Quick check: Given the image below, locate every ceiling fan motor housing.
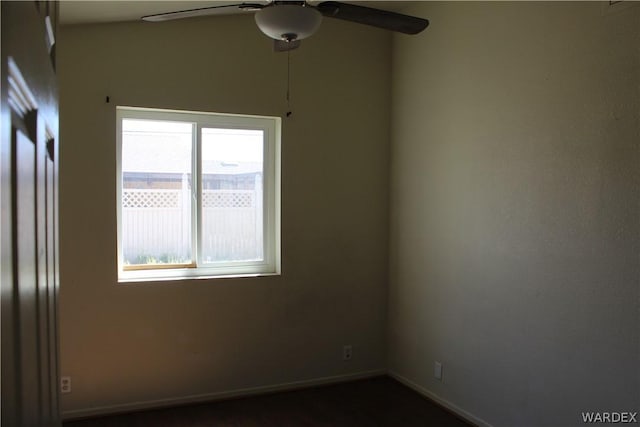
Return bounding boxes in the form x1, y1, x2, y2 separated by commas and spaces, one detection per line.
255, 4, 322, 41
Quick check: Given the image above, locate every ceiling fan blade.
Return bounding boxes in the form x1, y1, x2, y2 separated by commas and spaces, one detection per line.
315, 1, 428, 35
142, 3, 266, 22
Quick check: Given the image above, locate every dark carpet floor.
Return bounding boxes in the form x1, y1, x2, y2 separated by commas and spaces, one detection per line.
63, 376, 472, 427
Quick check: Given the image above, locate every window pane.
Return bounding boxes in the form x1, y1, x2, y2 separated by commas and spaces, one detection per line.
201, 128, 264, 263
121, 119, 193, 267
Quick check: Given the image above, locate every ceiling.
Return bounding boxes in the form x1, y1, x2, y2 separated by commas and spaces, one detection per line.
59, 1, 413, 25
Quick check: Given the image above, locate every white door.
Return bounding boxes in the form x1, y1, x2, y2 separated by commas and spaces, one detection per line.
1, 2, 61, 426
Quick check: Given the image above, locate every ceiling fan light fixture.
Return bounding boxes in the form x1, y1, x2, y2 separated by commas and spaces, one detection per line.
255, 5, 322, 41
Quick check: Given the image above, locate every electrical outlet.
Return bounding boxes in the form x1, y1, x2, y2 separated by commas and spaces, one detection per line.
60, 376, 71, 393
343, 345, 352, 361
434, 361, 443, 381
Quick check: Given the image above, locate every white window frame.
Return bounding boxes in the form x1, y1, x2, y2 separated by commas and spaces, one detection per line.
116, 106, 281, 282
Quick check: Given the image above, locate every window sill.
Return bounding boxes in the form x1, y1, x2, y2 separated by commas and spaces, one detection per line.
118, 271, 281, 284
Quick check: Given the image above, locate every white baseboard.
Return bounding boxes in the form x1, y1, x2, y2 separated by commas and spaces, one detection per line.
62, 369, 386, 421
388, 370, 493, 427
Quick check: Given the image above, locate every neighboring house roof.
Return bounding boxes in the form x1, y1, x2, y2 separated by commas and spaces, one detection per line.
122, 131, 262, 175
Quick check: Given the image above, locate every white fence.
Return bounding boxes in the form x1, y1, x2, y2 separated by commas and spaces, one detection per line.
122, 187, 262, 265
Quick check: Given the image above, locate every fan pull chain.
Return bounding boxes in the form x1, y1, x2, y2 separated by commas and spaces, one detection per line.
286, 49, 292, 117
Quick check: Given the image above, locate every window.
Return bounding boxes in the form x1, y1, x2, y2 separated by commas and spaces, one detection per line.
116, 107, 280, 281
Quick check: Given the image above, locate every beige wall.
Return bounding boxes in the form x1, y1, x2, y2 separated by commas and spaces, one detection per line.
58, 14, 391, 415
389, 2, 639, 426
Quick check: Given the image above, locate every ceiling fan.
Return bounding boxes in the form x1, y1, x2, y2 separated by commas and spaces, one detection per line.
142, 1, 429, 51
